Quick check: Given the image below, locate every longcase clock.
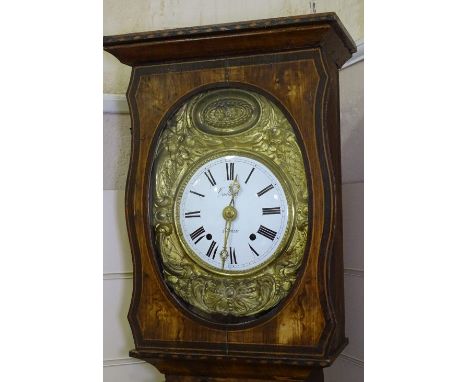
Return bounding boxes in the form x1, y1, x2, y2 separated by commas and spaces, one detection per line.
104, 12, 356, 382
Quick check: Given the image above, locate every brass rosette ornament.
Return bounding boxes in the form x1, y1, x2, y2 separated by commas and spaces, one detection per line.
152, 88, 309, 317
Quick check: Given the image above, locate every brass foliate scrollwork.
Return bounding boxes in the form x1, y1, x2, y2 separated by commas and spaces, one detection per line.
152, 88, 309, 317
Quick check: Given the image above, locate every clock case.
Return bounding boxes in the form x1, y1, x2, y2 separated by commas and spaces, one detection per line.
104, 13, 356, 382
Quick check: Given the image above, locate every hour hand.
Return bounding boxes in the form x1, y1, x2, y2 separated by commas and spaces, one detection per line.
221, 176, 240, 269
229, 175, 240, 197
228, 176, 240, 207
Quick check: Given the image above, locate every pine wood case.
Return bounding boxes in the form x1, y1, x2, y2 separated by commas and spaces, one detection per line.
104, 13, 356, 382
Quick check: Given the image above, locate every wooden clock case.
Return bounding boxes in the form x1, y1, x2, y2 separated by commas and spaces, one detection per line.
104, 13, 356, 382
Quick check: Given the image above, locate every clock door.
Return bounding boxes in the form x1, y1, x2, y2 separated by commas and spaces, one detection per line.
151, 87, 308, 321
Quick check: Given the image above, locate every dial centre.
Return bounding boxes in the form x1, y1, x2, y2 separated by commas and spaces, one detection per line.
222, 205, 237, 221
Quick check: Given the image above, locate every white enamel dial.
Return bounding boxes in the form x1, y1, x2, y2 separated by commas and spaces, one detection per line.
176, 154, 291, 274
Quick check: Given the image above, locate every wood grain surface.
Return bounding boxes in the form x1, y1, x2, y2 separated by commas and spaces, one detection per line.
104, 13, 354, 381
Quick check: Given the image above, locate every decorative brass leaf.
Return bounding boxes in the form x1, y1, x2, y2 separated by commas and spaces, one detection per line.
152, 88, 309, 317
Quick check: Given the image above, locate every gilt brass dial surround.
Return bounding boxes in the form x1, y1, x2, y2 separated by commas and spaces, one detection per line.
174, 150, 294, 277
152, 87, 310, 317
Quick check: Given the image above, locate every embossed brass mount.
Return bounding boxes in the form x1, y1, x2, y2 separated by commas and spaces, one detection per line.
151, 87, 310, 317
191, 88, 261, 135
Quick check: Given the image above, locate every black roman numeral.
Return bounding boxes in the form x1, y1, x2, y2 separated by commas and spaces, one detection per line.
248, 244, 260, 257
204, 170, 216, 186
206, 241, 218, 259
226, 163, 234, 181
257, 184, 274, 197
184, 211, 201, 218
257, 225, 277, 241
245, 167, 255, 184
229, 247, 237, 264
190, 226, 205, 243
190, 190, 205, 197
262, 207, 281, 215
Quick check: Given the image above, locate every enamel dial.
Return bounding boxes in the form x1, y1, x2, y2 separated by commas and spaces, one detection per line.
176, 153, 291, 274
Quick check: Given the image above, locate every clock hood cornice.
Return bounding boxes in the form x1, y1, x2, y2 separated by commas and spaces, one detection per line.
104, 12, 356, 68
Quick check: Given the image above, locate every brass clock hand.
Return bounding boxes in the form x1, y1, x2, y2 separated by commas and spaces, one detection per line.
220, 176, 240, 269
229, 175, 240, 204
219, 220, 231, 270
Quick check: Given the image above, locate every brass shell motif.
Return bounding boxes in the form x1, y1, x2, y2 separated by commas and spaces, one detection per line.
152, 88, 309, 317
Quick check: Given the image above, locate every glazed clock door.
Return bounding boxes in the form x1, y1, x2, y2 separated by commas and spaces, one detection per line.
151, 88, 309, 320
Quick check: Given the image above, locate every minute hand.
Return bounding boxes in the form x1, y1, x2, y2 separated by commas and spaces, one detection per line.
220, 176, 240, 269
